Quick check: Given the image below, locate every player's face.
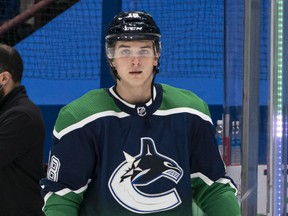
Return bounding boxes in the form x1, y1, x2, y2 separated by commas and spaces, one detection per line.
112, 40, 159, 88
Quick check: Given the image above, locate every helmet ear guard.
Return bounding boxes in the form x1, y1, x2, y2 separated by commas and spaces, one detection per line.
105, 11, 161, 79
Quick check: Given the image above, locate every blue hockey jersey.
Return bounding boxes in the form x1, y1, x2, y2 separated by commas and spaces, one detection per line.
40, 83, 240, 216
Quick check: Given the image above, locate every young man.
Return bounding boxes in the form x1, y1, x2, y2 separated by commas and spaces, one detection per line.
41, 11, 241, 215
0, 44, 45, 216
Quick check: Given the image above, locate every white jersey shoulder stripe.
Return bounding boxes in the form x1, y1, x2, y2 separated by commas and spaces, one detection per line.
190, 172, 214, 186
43, 179, 91, 208
54, 108, 212, 139
154, 108, 212, 124
53, 110, 129, 139
190, 172, 238, 195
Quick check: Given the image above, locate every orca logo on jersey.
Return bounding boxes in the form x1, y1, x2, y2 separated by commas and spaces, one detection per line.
108, 137, 183, 213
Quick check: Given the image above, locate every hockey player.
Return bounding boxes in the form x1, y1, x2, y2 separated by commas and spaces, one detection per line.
41, 11, 241, 215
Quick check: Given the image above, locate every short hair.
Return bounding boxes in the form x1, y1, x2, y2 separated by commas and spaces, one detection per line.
0, 44, 23, 83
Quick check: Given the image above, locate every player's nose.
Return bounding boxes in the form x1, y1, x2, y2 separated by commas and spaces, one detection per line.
131, 56, 141, 66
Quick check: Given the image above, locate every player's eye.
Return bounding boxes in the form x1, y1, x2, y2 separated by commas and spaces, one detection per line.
138, 49, 150, 56
120, 49, 131, 56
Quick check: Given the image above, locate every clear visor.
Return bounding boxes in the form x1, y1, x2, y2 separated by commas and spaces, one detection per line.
106, 44, 158, 59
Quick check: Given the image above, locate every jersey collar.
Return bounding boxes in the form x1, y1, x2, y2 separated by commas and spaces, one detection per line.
108, 84, 162, 117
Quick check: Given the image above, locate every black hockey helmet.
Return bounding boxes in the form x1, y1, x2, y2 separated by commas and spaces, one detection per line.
105, 11, 161, 59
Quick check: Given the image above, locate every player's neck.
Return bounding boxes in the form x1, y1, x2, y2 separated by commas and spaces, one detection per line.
114, 84, 152, 104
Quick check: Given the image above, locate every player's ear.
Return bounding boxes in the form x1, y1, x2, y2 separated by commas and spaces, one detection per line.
153, 54, 159, 66
110, 59, 117, 68
0, 71, 11, 84
107, 58, 113, 67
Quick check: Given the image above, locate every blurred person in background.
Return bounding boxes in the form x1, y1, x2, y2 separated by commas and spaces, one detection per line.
0, 43, 45, 216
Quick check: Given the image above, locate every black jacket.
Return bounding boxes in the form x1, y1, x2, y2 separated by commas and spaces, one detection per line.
0, 86, 45, 216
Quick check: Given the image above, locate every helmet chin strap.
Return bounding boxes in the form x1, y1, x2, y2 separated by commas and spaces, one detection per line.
150, 65, 160, 102
112, 67, 121, 81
